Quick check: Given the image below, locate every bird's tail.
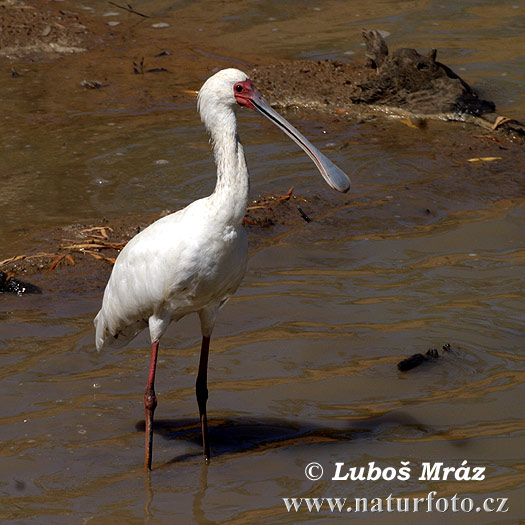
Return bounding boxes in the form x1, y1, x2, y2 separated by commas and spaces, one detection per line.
94, 309, 147, 351
93, 310, 108, 351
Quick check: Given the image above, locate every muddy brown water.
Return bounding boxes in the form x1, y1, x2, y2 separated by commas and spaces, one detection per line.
1, 1, 524, 523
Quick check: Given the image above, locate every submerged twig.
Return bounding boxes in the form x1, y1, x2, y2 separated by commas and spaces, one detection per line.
297, 206, 312, 223
133, 57, 144, 75
108, 1, 150, 18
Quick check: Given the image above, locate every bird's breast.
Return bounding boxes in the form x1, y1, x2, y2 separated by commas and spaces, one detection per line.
164, 223, 248, 310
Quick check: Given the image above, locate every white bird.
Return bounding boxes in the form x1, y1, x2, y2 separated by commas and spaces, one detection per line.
94, 68, 350, 470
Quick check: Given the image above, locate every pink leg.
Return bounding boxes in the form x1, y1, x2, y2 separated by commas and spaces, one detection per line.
144, 340, 159, 470
196, 336, 211, 462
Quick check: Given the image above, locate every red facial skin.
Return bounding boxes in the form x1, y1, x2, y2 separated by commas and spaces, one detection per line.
233, 79, 257, 109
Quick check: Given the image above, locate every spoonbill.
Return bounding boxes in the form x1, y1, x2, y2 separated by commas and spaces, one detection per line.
94, 68, 350, 470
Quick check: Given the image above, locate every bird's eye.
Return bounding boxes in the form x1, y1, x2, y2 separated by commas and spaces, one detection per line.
235, 84, 243, 93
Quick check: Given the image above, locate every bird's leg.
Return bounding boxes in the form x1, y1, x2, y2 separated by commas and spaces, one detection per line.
144, 340, 159, 471
196, 336, 211, 462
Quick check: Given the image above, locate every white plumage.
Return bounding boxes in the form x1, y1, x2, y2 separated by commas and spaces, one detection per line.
94, 68, 350, 470
95, 70, 250, 350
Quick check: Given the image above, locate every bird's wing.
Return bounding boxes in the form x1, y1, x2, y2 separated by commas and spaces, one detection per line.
94, 198, 248, 350
94, 206, 198, 349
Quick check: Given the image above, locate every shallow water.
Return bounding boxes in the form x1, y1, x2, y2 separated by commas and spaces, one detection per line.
1, 0, 524, 523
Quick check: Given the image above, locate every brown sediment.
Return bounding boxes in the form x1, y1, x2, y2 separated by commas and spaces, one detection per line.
0, 0, 94, 58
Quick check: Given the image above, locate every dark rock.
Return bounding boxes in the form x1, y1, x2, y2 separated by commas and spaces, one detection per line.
0, 271, 42, 295
397, 347, 442, 371
355, 30, 495, 116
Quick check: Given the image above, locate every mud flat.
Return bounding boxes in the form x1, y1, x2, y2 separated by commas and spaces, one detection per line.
250, 30, 525, 142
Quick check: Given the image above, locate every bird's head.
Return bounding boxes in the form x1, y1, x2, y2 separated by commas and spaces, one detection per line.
196, 67, 272, 113
197, 68, 351, 193
197, 68, 252, 117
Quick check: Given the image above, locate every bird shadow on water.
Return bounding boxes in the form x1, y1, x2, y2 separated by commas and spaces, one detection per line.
139, 412, 471, 523
135, 410, 450, 467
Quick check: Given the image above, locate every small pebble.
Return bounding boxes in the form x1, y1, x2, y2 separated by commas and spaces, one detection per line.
92, 177, 111, 186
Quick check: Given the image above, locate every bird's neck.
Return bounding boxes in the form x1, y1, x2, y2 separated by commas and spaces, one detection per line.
209, 124, 250, 227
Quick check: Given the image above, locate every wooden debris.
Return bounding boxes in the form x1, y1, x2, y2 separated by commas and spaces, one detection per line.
399, 118, 425, 129
1, 222, 124, 276
81, 226, 113, 239
492, 116, 513, 130
49, 254, 75, 271
0, 253, 58, 267
84, 250, 116, 264
297, 206, 312, 222
472, 134, 506, 145
61, 241, 127, 251
50, 254, 66, 271
108, 1, 150, 18
81, 79, 103, 89
247, 186, 295, 211
397, 344, 454, 371
467, 156, 502, 163
133, 57, 144, 75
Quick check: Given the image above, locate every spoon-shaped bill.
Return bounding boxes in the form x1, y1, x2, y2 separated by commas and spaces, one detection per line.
251, 92, 351, 193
